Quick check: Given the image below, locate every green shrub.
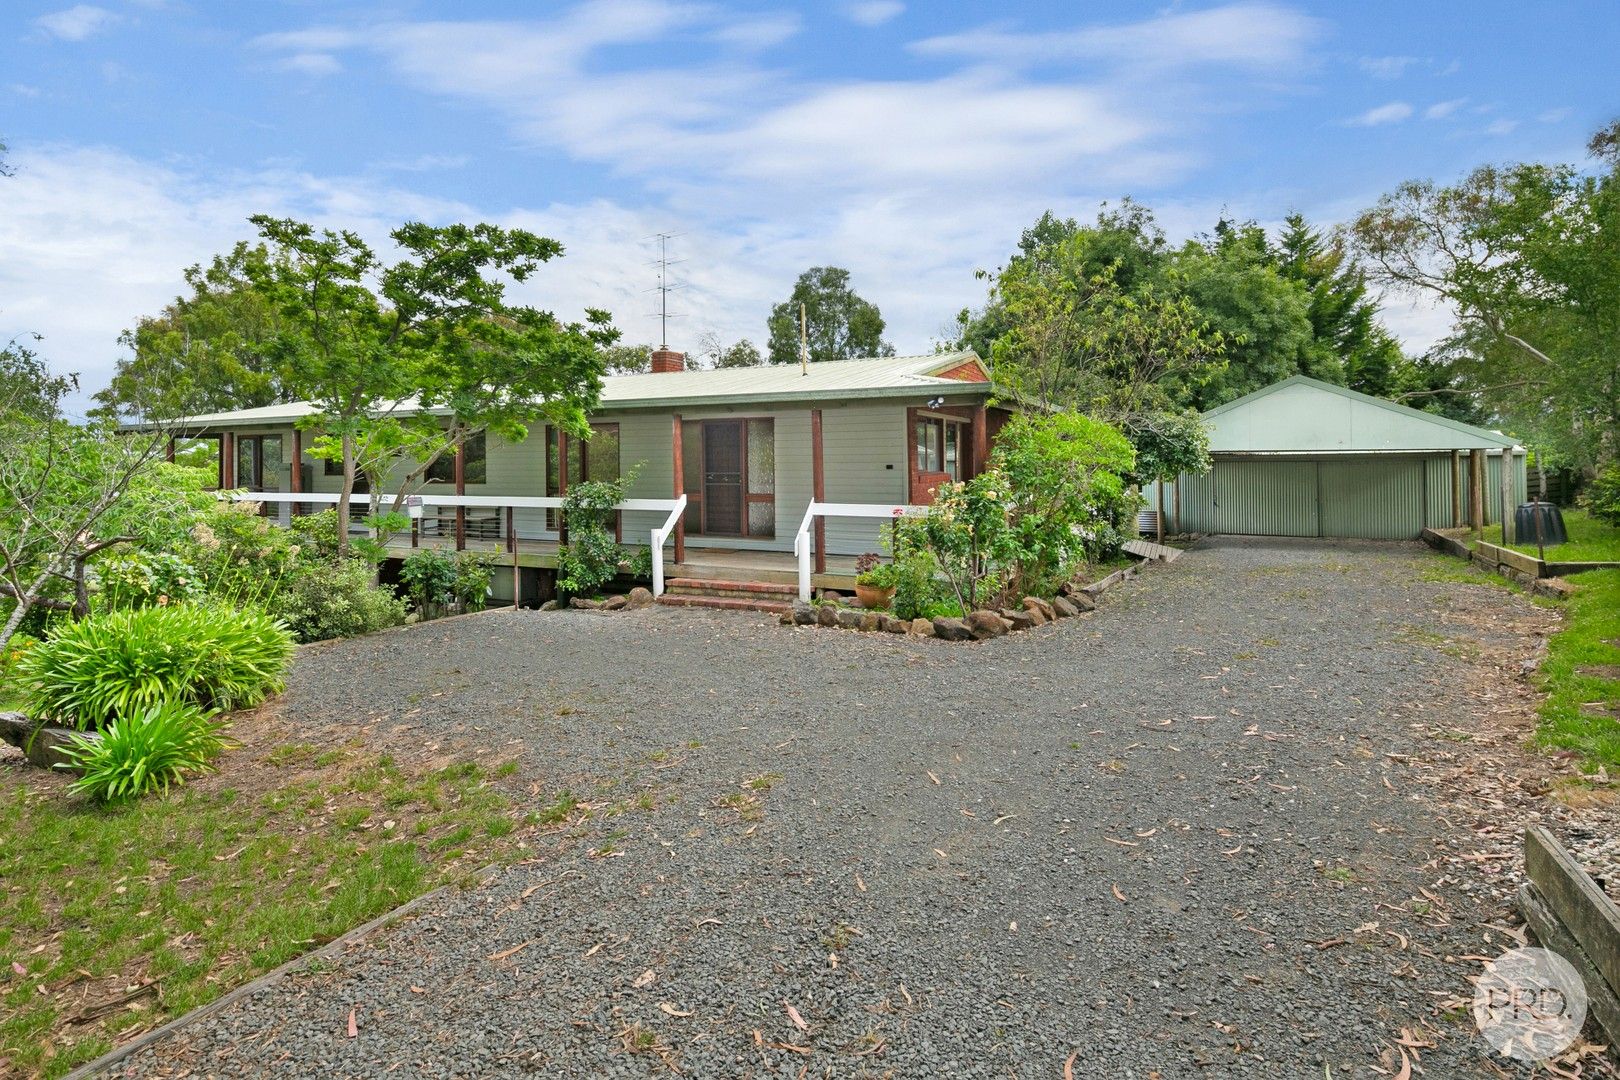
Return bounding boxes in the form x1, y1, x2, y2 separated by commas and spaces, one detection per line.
1583, 465, 1620, 528
452, 553, 495, 612
557, 476, 634, 597
289, 509, 345, 562
57, 703, 228, 803
890, 550, 951, 620
94, 550, 204, 611
273, 559, 407, 643
23, 604, 294, 729
1, 632, 38, 692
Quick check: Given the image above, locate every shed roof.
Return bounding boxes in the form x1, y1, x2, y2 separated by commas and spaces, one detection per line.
1202, 375, 1518, 453
165, 351, 995, 428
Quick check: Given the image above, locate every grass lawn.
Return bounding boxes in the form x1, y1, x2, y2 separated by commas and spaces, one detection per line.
1533, 568, 1620, 770
1478, 508, 1620, 563
0, 714, 565, 1079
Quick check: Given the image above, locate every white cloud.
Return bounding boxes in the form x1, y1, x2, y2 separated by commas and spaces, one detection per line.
1485, 118, 1520, 136
1424, 98, 1466, 120
909, 2, 1323, 70
276, 52, 343, 76
34, 4, 119, 41
844, 1, 903, 27
1346, 101, 1412, 127
1358, 55, 1417, 79
1538, 107, 1571, 124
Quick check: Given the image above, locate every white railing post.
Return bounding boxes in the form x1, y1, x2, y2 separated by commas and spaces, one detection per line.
795, 501, 819, 601
647, 493, 686, 597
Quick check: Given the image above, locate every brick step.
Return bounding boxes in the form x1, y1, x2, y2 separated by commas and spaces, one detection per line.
665, 585, 797, 601
664, 577, 798, 597
656, 594, 792, 615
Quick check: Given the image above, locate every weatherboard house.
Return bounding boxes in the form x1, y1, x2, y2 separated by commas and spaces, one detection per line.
176, 349, 1011, 607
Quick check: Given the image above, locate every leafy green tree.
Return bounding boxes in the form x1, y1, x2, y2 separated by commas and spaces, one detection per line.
1350, 120, 1620, 469
0, 343, 177, 650
697, 331, 762, 369
95, 244, 289, 418
988, 235, 1223, 418
244, 216, 614, 556
602, 342, 654, 374
766, 267, 892, 364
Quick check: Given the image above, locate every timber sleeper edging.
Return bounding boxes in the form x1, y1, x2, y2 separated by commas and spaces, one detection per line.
61, 866, 501, 1080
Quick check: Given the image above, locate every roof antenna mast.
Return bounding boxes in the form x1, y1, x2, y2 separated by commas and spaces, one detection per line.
646, 231, 685, 349
798, 302, 809, 377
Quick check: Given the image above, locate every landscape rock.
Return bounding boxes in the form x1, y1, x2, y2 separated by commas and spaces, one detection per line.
816, 604, 839, 628
539, 599, 562, 611
858, 612, 882, 632
1000, 608, 1037, 631
966, 610, 1009, 639
835, 609, 866, 631
0, 714, 87, 770
885, 616, 909, 634
1024, 596, 1056, 621
625, 587, 655, 609
789, 600, 816, 626
820, 590, 845, 604
569, 597, 601, 610
1019, 598, 1048, 625
1068, 591, 1097, 612
600, 594, 628, 611
1052, 596, 1080, 618
932, 616, 974, 641
908, 618, 936, 637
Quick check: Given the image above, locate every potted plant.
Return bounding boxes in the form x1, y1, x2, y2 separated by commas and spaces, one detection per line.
853, 552, 899, 610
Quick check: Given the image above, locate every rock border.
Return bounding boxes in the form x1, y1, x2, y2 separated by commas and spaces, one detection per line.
780, 561, 1146, 642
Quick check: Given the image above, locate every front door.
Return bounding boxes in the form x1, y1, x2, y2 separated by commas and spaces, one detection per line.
702, 420, 745, 535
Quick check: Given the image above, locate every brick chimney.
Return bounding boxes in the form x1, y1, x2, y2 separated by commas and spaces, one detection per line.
650, 347, 685, 373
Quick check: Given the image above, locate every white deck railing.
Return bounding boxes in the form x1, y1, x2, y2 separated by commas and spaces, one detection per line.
233, 491, 688, 596
793, 500, 928, 602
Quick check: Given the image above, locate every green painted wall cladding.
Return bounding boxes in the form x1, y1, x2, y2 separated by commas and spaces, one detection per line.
1168, 452, 1528, 540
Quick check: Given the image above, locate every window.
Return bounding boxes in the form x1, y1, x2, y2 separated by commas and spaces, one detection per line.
915, 416, 965, 480
546, 424, 619, 530
427, 432, 486, 485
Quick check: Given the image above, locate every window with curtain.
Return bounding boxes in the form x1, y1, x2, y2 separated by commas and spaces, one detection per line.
915, 416, 964, 480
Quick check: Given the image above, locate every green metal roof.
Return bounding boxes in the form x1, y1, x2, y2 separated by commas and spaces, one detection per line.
1201, 375, 1519, 453
165, 352, 996, 428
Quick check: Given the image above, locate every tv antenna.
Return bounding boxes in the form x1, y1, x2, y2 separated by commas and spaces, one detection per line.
645, 232, 685, 348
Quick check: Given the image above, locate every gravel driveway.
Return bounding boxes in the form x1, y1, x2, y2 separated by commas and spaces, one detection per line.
116, 538, 1554, 1078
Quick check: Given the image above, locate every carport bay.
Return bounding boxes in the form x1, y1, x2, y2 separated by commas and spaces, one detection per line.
1150, 376, 1528, 540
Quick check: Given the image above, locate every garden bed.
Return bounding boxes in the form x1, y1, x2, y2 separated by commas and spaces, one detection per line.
778, 558, 1145, 641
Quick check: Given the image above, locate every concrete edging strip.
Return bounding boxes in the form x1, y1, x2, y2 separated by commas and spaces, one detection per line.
63, 865, 500, 1079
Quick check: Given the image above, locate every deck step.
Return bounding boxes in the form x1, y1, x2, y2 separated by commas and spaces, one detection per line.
664, 577, 798, 596
656, 594, 792, 615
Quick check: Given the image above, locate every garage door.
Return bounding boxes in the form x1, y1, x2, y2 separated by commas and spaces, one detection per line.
1176, 456, 1429, 539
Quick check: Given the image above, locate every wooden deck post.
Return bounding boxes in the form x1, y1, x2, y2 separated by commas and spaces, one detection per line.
1469, 448, 1486, 533
557, 431, 569, 547
811, 408, 826, 575
221, 431, 235, 490
1450, 450, 1462, 527
454, 438, 466, 551
290, 428, 303, 516
165, 437, 175, 463
508, 506, 519, 607
671, 415, 684, 565
971, 403, 988, 477
1501, 449, 1517, 544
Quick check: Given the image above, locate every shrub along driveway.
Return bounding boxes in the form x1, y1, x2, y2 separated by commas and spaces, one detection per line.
119, 538, 1571, 1078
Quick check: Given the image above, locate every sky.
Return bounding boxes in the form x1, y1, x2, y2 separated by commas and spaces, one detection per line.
1, 0, 1615, 404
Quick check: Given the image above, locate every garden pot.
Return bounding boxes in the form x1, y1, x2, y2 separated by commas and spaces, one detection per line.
854, 584, 895, 610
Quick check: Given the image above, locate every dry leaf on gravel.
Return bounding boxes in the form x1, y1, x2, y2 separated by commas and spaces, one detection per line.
632, 968, 656, 989
487, 940, 535, 962
1112, 884, 1127, 902
659, 1002, 693, 1017
783, 1001, 808, 1031
346, 1009, 357, 1038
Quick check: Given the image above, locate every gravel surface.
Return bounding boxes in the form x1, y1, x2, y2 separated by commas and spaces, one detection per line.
112, 538, 1581, 1078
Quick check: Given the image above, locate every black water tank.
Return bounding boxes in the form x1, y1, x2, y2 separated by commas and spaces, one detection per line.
1515, 502, 1567, 546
